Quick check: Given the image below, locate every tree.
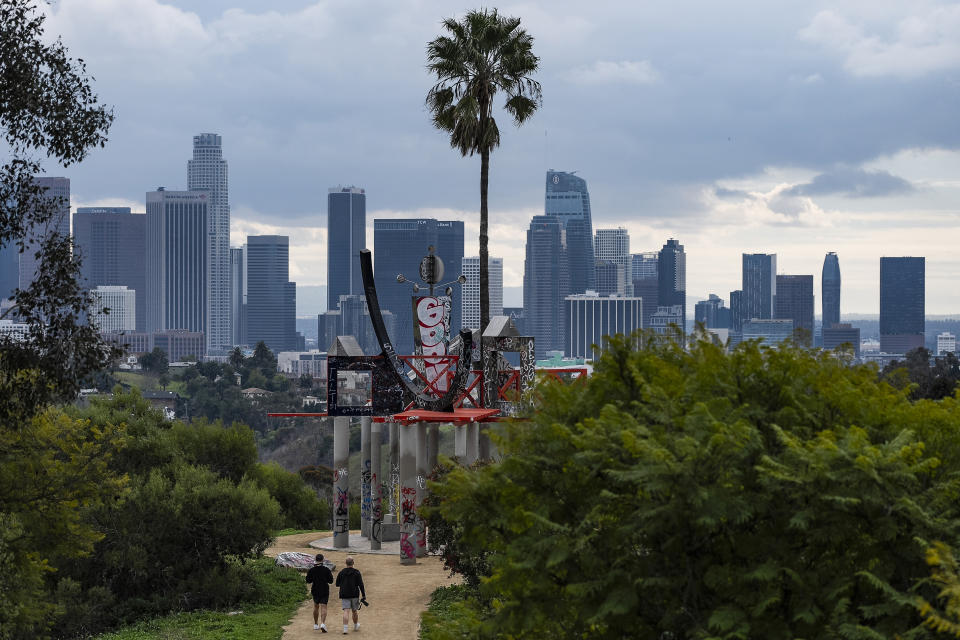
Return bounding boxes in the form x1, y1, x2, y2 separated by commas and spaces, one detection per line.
423, 336, 960, 639
882, 347, 960, 401
426, 9, 541, 336
229, 345, 246, 369
1, 2, 116, 635
139, 346, 169, 375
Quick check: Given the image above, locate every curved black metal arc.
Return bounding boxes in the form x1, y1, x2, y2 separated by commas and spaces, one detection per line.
360, 249, 471, 411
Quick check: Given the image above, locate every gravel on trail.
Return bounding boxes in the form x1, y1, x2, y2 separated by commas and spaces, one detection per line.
265, 531, 458, 640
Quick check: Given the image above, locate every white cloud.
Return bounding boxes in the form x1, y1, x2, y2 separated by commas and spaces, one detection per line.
569, 60, 659, 85
800, 7, 960, 77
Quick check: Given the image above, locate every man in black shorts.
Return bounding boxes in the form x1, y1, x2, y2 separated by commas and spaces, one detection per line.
306, 553, 334, 632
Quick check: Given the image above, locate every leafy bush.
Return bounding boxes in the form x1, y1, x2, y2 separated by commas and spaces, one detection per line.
425, 336, 960, 639
249, 462, 328, 530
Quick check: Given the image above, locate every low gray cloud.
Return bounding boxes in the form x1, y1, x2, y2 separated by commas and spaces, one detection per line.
784, 168, 915, 198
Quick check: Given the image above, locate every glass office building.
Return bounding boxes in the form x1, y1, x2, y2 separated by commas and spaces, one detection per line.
880, 256, 925, 353
822, 252, 841, 329
523, 215, 568, 357
246, 235, 297, 353
545, 170, 594, 294
774, 274, 814, 345
327, 186, 366, 311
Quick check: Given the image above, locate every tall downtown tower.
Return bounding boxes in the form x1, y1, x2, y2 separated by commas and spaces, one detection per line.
327, 187, 366, 310
822, 252, 841, 330
880, 256, 925, 353
187, 134, 230, 354
545, 170, 594, 294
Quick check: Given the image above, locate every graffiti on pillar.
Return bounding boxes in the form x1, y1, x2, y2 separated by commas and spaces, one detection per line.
334, 467, 348, 483
400, 486, 417, 538
360, 460, 371, 525
371, 470, 382, 543
400, 534, 415, 560
415, 520, 426, 552
334, 487, 349, 533
391, 462, 400, 514
416, 474, 426, 490
413, 296, 452, 394
482, 334, 536, 416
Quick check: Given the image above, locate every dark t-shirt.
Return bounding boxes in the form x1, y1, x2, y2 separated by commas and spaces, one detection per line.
335, 567, 365, 599
306, 564, 333, 596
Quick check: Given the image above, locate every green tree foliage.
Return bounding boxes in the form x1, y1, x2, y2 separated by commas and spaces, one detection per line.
48, 391, 327, 637
424, 336, 960, 639
139, 346, 169, 375
426, 8, 541, 334
882, 347, 960, 401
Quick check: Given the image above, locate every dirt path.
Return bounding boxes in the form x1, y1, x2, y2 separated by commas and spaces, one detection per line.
265, 532, 457, 640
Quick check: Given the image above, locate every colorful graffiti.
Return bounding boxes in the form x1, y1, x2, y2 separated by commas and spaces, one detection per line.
414, 296, 451, 394
360, 459, 372, 525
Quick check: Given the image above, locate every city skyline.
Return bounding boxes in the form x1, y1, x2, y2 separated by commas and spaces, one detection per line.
30, 0, 960, 315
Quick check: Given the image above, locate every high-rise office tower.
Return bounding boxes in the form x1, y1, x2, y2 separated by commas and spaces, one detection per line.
565, 293, 643, 359
73, 207, 147, 331
822, 252, 841, 329
523, 215, 568, 357
631, 252, 659, 329
595, 260, 626, 296
461, 256, 503, 330
880, 257, 925, 353
695, 294, 730, 329
545, 170, 594, 294
145, 189, 207, 337
742, 253, 777, 323
373, 218, 464, 355
230, 246, 245, 346
729, 290, 744, 333
774, 275, 815, 344
595, 228, 630, 295
246, 235, 297, 353
90, 285, 136, 333
327, 186, 366, 310
658, 239, 686, 332
19, 177, 70, 292
187, 133, 230, 355
0, 244, 16, 303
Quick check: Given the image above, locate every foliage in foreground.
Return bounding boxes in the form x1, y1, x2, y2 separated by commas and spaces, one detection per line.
419, 584, 481, 640
424, 336, 960, 639
91, 556, 304, 640
47, 391, 326, 638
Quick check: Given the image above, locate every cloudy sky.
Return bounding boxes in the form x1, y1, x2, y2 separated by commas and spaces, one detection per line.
40, 0, 960, 314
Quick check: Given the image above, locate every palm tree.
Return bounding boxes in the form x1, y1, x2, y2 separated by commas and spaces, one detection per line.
426, 9, 542, 338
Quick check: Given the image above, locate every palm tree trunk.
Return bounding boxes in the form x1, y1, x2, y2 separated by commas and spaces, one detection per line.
480, 148, 490, 338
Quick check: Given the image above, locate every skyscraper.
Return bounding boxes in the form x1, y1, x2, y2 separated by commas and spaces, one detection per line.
565, 293, 643, 359
729, 290, 744, 333
631, 252, 659, 330
523, 215, 568, 357
230, 246, 245, 346
0, 243, 16, 303
327, 186, 366, 310
595, 227, 630, 295
695, 294, 730, 329
461, 256, 503, 331
246, 235, 297, 353
742, 253, 777, 323
880, 257, 925, 353
73, 207, 147, 331
145, 189, 207, 336
822, 252, 841, 329
545, 170, 594, 294
19, 177, 70, 292
90, 285, 136, 333
373, 218, 464, 355
187, 133, 230, 354
658, 239, 686, 332
774, 275, 814, 344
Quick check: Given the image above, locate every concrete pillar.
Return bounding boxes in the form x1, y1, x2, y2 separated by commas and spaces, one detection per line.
454, 425, 467, 461
478, 423, 491, 461
415, 422, 428, 557
428, 423, 439, 472
333, 416, 350, 548
465, 422, 479, 465
370, 420, 382, 550
399, 424, 417, 564
388, 421, 399, 523
360, 416, 371, 538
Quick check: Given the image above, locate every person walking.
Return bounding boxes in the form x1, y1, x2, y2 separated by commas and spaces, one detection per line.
306, 554, 334, 632
335, 556, 366, 634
